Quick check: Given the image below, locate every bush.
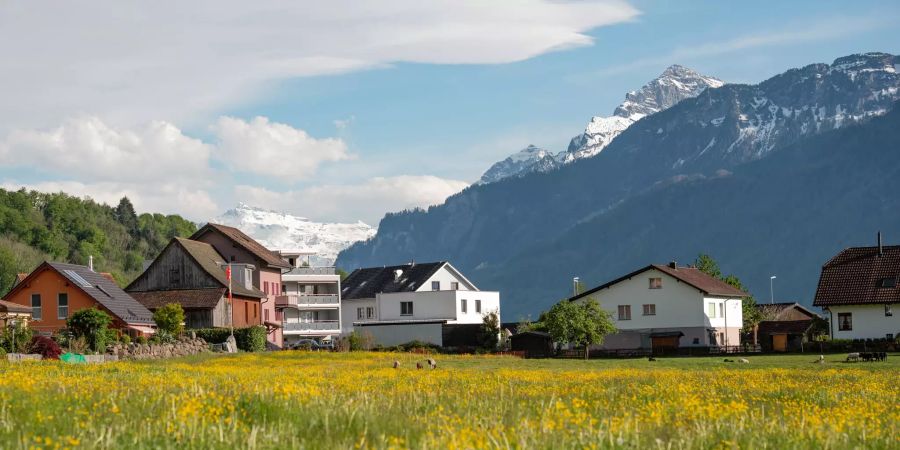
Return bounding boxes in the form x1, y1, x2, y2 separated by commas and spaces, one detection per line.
29, 336, 62, 360
0, 322, 33, 353
194, 326, 267, 352
153, 303, 185, 336
67, 308, 112, 353
150, 329, 175, 345
134, 336, 148, 345
120, 334, 131, 345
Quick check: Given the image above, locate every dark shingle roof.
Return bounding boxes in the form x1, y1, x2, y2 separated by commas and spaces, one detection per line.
570, 263, 748, 301
47, 262, 154, 324
174, 238, 265, 299
0, 299, 31, 314
130, 288, 226, 310
341, 262, 446, 300
191, 223, 291, 269
754, 302, 820, 320
813, 245, 900, 306
757, 320, 814, 335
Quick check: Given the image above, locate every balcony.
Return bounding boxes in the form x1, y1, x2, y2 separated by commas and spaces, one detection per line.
283, 267, 337, 276
276, 294, 340, 308
283, 320, 340, 332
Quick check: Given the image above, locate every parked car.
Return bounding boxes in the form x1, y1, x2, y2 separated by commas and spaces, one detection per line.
288, 339, 334, 351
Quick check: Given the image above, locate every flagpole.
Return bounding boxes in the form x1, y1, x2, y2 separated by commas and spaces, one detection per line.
228, 263, 234, 338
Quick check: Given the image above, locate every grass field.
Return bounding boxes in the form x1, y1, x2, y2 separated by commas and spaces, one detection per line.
0, 352, 897, 449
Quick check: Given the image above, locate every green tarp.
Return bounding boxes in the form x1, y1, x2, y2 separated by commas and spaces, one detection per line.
60, 353, 86, 363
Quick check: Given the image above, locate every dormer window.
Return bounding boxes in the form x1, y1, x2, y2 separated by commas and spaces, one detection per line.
877, 277, 897, 288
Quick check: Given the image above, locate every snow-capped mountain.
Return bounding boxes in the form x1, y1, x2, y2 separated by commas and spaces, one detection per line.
478, 65, 723, 184
478, 145, 558, 184
562, 64, 724, 162
213, 203, 376, 266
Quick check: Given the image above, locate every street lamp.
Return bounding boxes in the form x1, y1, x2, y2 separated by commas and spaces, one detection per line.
573, 277, 580, 296
770, 275, 777, 304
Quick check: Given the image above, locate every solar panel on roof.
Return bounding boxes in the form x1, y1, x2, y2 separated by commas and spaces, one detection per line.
64, 269, 92, 288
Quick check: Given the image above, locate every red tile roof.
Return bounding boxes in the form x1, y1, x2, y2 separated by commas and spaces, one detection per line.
570, 263, 748, 301
191, 223, 291, 269
0, 299, 32, 314
813, 245, 900, 306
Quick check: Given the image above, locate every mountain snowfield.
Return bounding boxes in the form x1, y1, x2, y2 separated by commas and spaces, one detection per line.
213, 203, 375, 266
478, 65, 724, 184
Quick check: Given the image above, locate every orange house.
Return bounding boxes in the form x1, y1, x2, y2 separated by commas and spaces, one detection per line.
2, 262, 155, 336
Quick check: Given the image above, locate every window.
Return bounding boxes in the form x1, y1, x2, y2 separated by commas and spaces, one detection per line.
282, 284, 286, 294
245, 303, 250, 322
649, 278, 662, 289
878, 277, 897, 288
357, 307, 364, 320
886, 304, 893, 317
461, 299, 467, 313
265, 309, 269, 321
170, 268, 180, 284
692, 338, 700, 345
431, 281, 440, 291
707, 303, 717, 318
617, 305, 631, 320
718, 303, 724, 318
838, 312, 852, 331
57, 293, 68, 320
401, 301, 413, 316
254, 304, 258, 319
642, 304, 656, 316
263, 281, 268, 294
451, 282, 459, 291
475, 300, 482, 313
366, 307, 374, 319
31, 294, 42, 321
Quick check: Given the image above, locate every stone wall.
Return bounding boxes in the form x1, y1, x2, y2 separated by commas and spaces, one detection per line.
107, 337, 209, 360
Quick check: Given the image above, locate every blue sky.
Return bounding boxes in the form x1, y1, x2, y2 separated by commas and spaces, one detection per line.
0, 1, 896, 224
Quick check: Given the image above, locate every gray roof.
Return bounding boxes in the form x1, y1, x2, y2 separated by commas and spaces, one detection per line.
47, 262, 155, 324
342, 262, 446, 300
174, 238, 265, 299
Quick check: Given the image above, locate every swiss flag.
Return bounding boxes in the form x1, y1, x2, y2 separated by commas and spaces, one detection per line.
225, 266, 231, 280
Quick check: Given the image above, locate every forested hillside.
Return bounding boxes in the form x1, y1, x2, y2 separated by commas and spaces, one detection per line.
0, 189, 195, 294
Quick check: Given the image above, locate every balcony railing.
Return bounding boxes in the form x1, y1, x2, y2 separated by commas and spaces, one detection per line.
283, 321, 340, 332
276, 294, 340, 307
283, 267, 337, 276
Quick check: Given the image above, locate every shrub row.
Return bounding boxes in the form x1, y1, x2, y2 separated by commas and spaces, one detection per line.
194, 326, 267, 352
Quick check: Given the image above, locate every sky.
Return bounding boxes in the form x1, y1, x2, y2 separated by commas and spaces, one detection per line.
0, 0, 897, 225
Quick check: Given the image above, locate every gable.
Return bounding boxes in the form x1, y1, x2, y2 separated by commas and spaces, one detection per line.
814, 245, 900, 306
416, 264, 478, 292
126, 239, 223, 292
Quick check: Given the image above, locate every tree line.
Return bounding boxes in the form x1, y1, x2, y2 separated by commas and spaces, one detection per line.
0, 188, 196, 295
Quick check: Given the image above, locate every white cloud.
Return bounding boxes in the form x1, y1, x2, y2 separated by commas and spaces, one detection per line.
214, 116, 350, 181
0, 180, 219, 220
0, 117, 212, 182
234, 175, 469, 224
0, 1, 639, 130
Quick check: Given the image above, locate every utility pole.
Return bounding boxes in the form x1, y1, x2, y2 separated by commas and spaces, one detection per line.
573, 277, 580, 296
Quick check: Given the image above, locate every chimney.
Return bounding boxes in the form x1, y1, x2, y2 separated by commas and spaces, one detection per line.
668, 261, 677, 269
878, 231, 883, 257
89, 255, 94, 271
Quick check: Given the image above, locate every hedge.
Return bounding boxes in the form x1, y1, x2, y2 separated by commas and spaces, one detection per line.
194, 326, 267, 352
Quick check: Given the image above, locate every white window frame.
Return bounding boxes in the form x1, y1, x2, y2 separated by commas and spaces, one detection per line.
451, 282, 459, 291
838, 312, 852, 331
31, 294, 42, 321
475, 299, 482, 314
357, 307, 364, 320
401, 301, 413, 316
886, 304, 893, 317
461, 299, 467, 313
707, 303, 717, 318
366, 307, 375, 319
431, 281, 440, 291
57, 293, 68, 320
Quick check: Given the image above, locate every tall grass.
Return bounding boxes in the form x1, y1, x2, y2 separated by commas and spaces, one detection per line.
0, 352, 896, 449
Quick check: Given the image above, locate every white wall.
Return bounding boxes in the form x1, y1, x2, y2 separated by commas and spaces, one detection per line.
577, 268, 707, 330
341, 299, 377, 333
417, 265, 475, 292
356, 323, 444, 347
828, 304, 899, 340
703, 296, 743, 329
453, 291, 500, 325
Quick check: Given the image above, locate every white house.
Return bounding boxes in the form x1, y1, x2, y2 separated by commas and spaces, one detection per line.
813, 236, 900, 340
340, 261, 500, 347
276, 250, 342, 347
569, 262, 747, 351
